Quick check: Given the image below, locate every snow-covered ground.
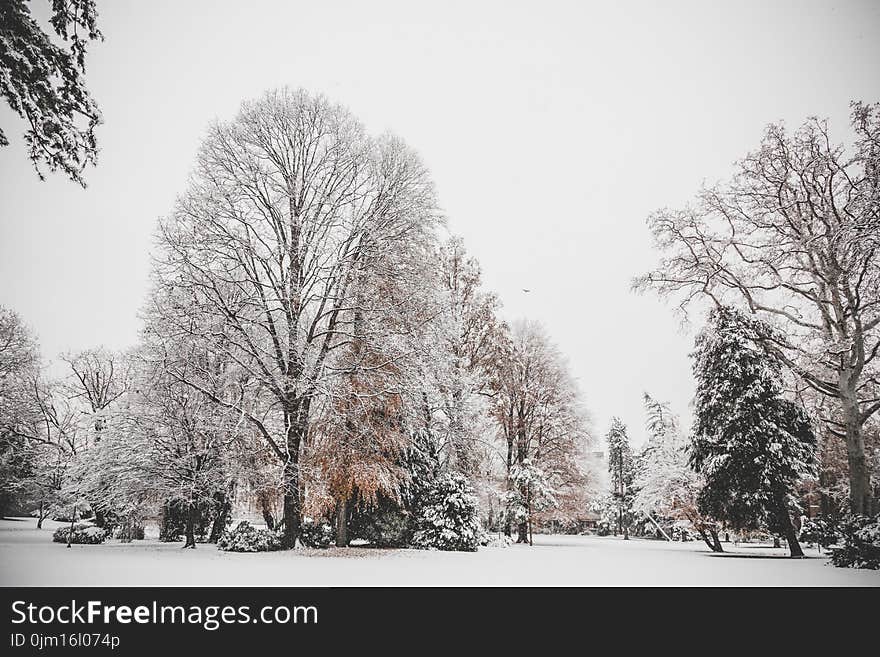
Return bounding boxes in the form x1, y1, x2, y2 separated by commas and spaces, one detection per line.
1, 518, 878, 587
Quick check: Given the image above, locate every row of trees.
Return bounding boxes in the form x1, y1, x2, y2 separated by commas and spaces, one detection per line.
617, 102, 879, 559
635, 101, 880, 517
617, 309, 820, 557
0, 88, 592, 550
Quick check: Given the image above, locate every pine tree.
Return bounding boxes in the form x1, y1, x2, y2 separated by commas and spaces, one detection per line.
690, 307, 816, 557
606, 417, 634, 539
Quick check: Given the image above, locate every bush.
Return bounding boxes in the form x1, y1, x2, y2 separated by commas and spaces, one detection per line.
482, 534, 515, 548
411, 473, 481, 552
52, 523, 107, 545
217, 521, 282, 552
348, 496, 412, 548
299, 519, 334, 548
800, 517, 839, 548
829, 515, 880, 570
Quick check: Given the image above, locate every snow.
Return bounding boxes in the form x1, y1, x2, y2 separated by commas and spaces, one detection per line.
1, 518, 878, 587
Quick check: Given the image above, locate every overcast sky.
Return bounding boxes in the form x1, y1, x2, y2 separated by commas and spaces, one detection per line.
1, 0, 879, 447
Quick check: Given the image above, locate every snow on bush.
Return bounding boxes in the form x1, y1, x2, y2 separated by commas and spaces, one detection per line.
216, 521, 282, 552
411, 473, 481, 552
299, 519, 334, 548
829, 515, 880, 570
482, 534, 515, 548
799, 518, 839, 549
52, 523, 107, 545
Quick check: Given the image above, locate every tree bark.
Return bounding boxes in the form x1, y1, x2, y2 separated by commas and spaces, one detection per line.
260, 493, 276, 530
698, 527, 723, 553
709, 528, 723, 553
775, 496, 804, 557
208, 492, 230, 543
842, 392, 872, 515
503, 437, 513, 537
517, 520, 529, 544
335, 498, 349, 547
183, 502, 197, 549
281, 417, 303, 548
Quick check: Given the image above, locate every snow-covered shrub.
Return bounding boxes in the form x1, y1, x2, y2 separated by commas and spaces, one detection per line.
482, 534, 515, 548
800, 517, 838, 548
216, 521, 282, 552
299, 519, 334, 548
348, 496, 412, 547
829, 515, 880, 570
52, 523, 107, 544
671, 524, 693, 542
411, 473, 481, 552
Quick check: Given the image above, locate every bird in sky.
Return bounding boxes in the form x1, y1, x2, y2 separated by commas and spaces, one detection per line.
522, 289, 531, 293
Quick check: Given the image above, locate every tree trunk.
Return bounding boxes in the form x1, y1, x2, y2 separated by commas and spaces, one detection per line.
208, 492, 230, 543
259, 491, 276, 530
517, 520, 529, 544
775, 499, 804, 557
36, 502, 44, 529
527, 493, 533, 546
709, 528, 723, 553
183, 502, 197, 549
698, 527, 723, 553
66, 505, 77, 548
335, 498, 349, 547
503, 438, 513, 537
783, 525, 804, 558
842, 393, 872, 515
281, 437, 302, 548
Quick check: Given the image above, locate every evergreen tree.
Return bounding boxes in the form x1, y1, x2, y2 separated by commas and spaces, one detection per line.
1, 0, 103, 185
606, 417, 634, 539
689, 307, 816, 557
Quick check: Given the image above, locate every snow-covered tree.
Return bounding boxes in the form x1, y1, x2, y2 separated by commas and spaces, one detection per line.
690, 307, 817, 557
0, 307, 41, 517
427, 237, 504, 476
491, 321, 589, 543
606, 417, 634, 539
150, 88, 441, 547
411, 471, 481, 552
503, 458, 557, 545
0, 0, 103, 185
633, 393, 722, 551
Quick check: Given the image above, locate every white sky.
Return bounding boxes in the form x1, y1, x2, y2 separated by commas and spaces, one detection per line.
1, 0, 879, 447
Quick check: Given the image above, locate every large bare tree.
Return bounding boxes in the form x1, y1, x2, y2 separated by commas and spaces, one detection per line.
151, 88, 439, 546
635, 102, 880, 514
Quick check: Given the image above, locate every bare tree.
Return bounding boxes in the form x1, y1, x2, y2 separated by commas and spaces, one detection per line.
61, 347, 131, 433
151, 88, 439, 547
636, 102, 880, 515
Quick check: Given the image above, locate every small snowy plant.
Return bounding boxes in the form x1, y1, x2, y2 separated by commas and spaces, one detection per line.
52, 523, 107, 545
299, 519, 335, 549
829, 515, 880, 570
216, 521, 282, 552
411, 472, 481, 552
483, 534, 515, 548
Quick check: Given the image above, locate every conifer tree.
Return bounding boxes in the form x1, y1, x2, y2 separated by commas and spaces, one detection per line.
606, 417, 634, 539
690, 307, 816, 557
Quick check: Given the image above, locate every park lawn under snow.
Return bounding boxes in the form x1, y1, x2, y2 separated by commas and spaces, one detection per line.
1, 518, 878, 587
